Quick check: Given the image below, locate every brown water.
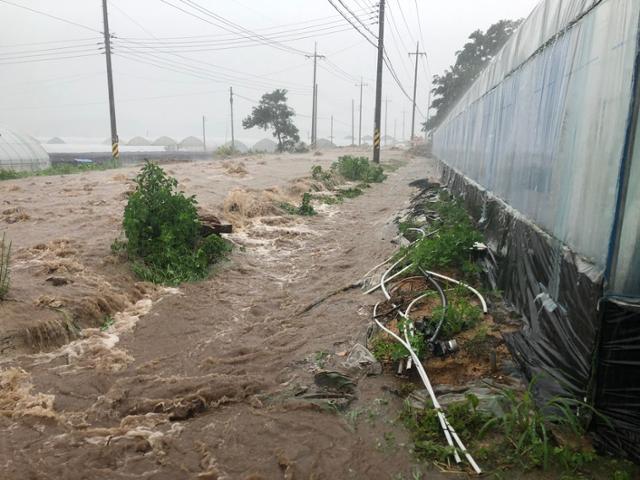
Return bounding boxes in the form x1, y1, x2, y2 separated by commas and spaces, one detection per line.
0, 151, 452, 479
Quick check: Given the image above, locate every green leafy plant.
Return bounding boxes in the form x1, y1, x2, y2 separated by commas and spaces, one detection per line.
0, 233, 11, 300
100, 315, 115, 331
406, 197, 482, 271
119, 161, 231, 285
280, 192, 316, 216
332, 155, 386, 183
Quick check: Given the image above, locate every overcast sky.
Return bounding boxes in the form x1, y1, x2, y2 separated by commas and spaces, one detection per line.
0, 0, 539, 145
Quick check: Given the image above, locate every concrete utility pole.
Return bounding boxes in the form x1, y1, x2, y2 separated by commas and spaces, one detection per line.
356, 77, 368, 147
330, 115, 334, 145
202, 116, 206, 152
306, 43, 325, 148
229, 86, 235, 150
384, 97, 392, 146
102, 0, 119, 162
402, 110, 406, 141
394, 118, 397, 146
409, 42, 427, 140
351, 99, 355, 147
372, 0, 385, 163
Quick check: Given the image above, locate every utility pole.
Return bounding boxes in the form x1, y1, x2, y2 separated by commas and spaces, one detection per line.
330, 115, 334, 145
306, 43, 325, 148
351, 99, 355, 147
102, 0, 119, 163
372, 0, 385, 163
402, 110, 406, 141
229, 86, 235, 150
384, 97, 392, 146
202, 116, 206, 152
394, 118, 397, 146
409, 42, 427, 141
355, 77, 368, 147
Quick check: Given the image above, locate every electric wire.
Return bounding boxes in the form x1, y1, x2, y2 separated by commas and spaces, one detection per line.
0, 0, 102, 34
326, 0, 378, 48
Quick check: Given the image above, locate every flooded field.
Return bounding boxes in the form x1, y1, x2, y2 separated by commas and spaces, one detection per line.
0, 150, 448, 479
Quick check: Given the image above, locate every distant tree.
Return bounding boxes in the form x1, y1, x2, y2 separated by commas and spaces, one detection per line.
242, 89, 300, 152
424, 19, 522, 132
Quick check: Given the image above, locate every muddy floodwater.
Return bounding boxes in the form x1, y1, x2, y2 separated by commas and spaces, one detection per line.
0, 150, 450, 479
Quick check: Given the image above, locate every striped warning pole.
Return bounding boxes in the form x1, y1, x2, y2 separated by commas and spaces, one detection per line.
374, 128, 381, 152
112, 138, 120, 162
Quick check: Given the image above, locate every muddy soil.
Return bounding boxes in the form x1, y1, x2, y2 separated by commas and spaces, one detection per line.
0, 151, 458, 479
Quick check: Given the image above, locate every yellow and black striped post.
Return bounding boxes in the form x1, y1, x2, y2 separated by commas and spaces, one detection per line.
374, 128, 381, 152
111, 140, 120, 161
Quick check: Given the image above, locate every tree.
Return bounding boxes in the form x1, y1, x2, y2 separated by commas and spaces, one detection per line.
242, 89, 300, 152
423, 19, 522, 132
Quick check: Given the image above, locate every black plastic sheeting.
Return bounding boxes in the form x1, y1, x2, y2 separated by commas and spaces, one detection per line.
593, 300, 640, 461
442, 164, 603, 402
440, 164, 640, 462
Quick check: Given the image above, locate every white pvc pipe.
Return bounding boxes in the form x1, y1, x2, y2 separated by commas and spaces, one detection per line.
370, 262, 482, 474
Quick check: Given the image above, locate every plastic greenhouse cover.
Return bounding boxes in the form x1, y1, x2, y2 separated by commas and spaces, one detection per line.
0, 126, 50, 171
432, 0, 639, 274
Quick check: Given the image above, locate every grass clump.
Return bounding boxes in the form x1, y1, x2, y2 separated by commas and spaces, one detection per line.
332, 155, 386, 183
401, 380, 638, 478
430, 286, 483, 338
280, 192, 317, 216
402, 393, 491, 463
119, 161, 231, 286
0, 233, 11, 300
0, 160, 118, 181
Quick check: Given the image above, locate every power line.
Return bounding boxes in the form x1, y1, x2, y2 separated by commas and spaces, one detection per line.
0, 0, 101, 34
158, 0, 310, 56
326, 0, 378, 48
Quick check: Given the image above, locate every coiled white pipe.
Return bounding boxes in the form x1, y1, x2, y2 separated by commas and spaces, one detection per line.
423, 270, 488, 314
370, 257, 482, 474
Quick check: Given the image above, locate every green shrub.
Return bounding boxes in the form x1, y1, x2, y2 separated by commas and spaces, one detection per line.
120, 161, 230, 285
0, 233, 11, 300
332, 155, 386, 183
215, 144, 239, 157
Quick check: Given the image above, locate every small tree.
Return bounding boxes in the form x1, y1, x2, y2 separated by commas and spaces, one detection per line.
242, 89, 300, 152
424, 19, 522, 132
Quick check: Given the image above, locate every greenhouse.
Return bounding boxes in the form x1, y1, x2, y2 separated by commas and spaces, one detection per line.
432, 0, 640, 460
0, 126, 50, 171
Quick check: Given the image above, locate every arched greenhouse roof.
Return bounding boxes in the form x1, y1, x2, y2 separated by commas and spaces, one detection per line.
0, 126, 50, 171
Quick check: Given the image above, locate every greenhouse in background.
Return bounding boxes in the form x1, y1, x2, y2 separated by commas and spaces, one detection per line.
0, 126, 50, 171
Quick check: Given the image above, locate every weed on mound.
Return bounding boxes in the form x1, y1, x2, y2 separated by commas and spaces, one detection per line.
332, 155, 386, 183
116, 161, 231, 285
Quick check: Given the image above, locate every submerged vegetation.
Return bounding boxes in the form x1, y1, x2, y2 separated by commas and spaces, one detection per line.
332, 155, 386, 183
0, 160, 118, 181
117, 161, 231, 285
280, 192, 317, 216
0, 233, 11, 300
